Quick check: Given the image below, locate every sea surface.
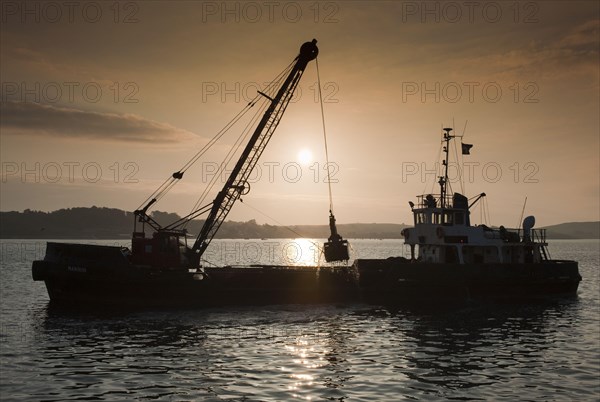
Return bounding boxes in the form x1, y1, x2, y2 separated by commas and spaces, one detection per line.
1, 239, 598, 401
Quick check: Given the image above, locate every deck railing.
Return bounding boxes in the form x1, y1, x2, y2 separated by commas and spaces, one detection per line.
415, 194, 453, 209
491, 227, 547, 244
481, 226, 547, 243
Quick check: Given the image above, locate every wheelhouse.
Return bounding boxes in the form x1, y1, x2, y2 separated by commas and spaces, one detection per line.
401, 128, 550, 265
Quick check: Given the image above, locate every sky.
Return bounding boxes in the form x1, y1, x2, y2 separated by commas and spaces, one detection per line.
1, 1, 598, 228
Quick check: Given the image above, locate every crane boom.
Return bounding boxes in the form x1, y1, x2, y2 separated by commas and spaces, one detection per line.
189, 39, 319, 264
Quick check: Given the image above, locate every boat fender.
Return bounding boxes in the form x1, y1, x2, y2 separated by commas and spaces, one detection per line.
436, 227, 445, 239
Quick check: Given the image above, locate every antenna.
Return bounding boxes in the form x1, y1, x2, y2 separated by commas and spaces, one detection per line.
517, 196, 528, 230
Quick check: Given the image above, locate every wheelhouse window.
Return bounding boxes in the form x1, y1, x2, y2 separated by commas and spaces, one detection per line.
416, 212, 425, 224
425, 212, 433, 224
417, 212, 431, 223
443, 211, 453, 225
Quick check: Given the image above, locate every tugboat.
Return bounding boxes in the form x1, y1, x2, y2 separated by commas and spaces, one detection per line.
355, 128, 582, 304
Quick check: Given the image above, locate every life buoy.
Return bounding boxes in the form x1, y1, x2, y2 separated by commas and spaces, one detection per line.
436, 227, 445, 239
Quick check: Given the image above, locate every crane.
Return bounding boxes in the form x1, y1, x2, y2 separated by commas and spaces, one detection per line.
132, 40, 319, 268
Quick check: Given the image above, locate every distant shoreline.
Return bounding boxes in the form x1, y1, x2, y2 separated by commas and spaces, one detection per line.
1, 207, 598, 240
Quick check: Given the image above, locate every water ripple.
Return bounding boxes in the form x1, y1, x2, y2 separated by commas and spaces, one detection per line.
1, 239, 599, 401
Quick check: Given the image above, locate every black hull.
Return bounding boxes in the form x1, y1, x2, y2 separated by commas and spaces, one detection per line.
35, 264, 359, 308
356, 258, 582, 306
32, 243, 582, 308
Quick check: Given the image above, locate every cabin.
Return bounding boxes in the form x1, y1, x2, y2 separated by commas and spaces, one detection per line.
131, 230, 192, 268
402, 193, 548, 265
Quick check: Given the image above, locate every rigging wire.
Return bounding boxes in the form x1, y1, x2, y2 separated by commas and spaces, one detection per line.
184, 63, 295, 223
517, 196, 528, 230
476, 200, 485, 224
239, 197, 353, 267
452, 127, 464, 195
482, 199, 486, 225
315, 57, 334, 214
186, 95, 271, 219
136, 102, 257, 210
426, 128, 444, 196
460, 120, 469, 195
224, 61, 339, 254
198, 57, 346, 266
135, 60, 296, 213
239, 199, 326, 256
187, 54, 351, 266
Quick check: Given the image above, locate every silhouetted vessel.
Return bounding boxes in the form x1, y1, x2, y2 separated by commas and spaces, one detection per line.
31, 42, 580, 308
32, 39, 355, 307
356, 128, 581, 304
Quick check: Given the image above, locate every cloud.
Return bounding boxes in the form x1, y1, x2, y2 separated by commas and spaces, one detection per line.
559, 19, 600, 48
463, 19, 599, 82
0, 101, 197, 143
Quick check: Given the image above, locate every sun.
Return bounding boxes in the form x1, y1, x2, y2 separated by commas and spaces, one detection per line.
297, 148, 313, 166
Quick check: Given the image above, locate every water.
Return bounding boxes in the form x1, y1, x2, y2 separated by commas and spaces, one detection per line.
1, 239, 599, 401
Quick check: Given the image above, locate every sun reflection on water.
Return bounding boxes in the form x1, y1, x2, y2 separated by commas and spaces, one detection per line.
281, 335, 329, 400
283, 238, 323, 266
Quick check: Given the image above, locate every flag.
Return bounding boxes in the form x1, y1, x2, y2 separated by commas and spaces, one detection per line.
461, 143, 473, 155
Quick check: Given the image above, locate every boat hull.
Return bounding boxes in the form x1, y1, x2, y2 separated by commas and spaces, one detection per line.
34, 265, 358, 307
356, 257, 582, 305
32, 243, 358, 307
32, 243, 582, 308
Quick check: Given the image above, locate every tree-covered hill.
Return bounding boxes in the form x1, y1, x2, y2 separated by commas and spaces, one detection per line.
0, 207, 597, 240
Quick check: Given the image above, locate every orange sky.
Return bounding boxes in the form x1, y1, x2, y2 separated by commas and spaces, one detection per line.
1, 1, 598, 227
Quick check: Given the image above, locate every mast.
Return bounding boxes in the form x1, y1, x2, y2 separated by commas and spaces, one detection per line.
190, 39, 319, 264
439, 127, 453, 208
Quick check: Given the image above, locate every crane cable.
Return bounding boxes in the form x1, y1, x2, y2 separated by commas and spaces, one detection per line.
240, 199, 325, 253
136, 60, 296, 212
184, 61, 295, 222
186, 94, 271, 220
315, 57, 334, 214
136, 101, 257, 211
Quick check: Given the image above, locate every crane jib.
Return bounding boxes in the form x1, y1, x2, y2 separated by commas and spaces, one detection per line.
191, 39, 319, 261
